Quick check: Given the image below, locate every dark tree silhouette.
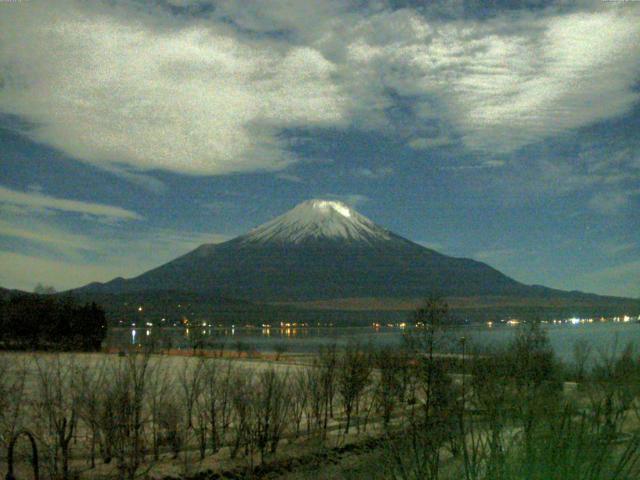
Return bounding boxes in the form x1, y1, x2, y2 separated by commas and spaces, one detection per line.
0, 293, 106, 351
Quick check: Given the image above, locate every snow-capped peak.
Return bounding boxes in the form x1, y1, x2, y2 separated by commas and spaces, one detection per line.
241, 199, 392, 244
311, 200, 352, 218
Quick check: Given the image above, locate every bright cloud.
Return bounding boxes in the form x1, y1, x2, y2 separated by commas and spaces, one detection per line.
451, 10, 640, 152
1, 1, 639, 177
0, 1, 346, 176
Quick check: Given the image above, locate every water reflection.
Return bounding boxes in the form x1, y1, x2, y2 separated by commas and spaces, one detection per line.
111, 321, 640, 362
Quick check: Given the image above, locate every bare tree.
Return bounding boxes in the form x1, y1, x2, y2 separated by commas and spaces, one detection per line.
230, 371, 253, 460
304, 362, 325, 436
76, 357, 110, 468
373, 347, 406, 428
0, 355, 28, 475
572, 338, 593, 382
177, 357, 204, 439
386, 298, 455, 480
289, 369, 309, 438
274, 343, 288, 362
201, 360, 235, 455
318, 344, 338, 437
32, 355, 80, 480
250, 368, 291, 463
146, 357, 171, 461
337, 342, 371, 435
109, 351, 151, 480
157, 393, 184, 460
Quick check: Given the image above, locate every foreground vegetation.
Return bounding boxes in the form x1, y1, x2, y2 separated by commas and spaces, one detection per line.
2, 301, 640, 479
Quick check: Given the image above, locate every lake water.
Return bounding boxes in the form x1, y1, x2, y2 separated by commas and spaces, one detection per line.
107, 320, 640, 363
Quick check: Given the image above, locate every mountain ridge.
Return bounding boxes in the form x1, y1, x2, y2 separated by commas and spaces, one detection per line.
74, 199, 637, 309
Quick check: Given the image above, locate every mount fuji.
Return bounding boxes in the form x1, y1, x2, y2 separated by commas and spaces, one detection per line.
78, 199, 565, 302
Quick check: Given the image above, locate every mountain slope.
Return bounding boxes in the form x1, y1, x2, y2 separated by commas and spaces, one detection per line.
78, 199, 544, 301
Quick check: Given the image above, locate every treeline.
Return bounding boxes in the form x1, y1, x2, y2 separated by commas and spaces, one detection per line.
0, 293, 107, 351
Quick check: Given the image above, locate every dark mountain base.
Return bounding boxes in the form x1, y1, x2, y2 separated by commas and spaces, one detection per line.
70, 290, 640, 326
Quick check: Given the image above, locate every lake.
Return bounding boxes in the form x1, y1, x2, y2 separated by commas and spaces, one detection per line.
107, 319, 640, 363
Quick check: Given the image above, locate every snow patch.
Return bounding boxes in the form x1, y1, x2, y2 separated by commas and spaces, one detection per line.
312, 200, 352, 218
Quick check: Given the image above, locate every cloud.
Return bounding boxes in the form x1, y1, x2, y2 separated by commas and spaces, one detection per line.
408, 136, 454, 150
1, 235, 248, 292
0, 215, 230, 290
577, 260, 640, 299
446, 10, 640, 152
323, 193, 370, 207
588, 190, 638, 215
0, 0, 346, 176
0, 213, 226, 256
352, 166, 394, 179
0, 219, 95, 255
1, 1, 639, 179
344, 7, 640, 153
600, 241, 637, 257
0, 251, 129, 292
276, 173, 304, 183
440, 160, 506, 171
0, 185, 142, 220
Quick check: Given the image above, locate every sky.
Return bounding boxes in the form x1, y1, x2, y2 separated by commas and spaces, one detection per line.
0, 0, 639, 298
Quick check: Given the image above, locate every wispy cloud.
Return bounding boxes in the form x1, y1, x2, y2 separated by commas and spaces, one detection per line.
0, 219, 94, 254
440, 160, 506, 172
0, 250, 128, 292
276, 173, 304, 183
0, 185, 142, 220
408, 136, 454, 150
600, 240, 637, 257
588, 190, 639, 215
352, 166, 394, 179
577, 260, 640, 299
324, 193, 370, 207
0, 216, 230, 290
